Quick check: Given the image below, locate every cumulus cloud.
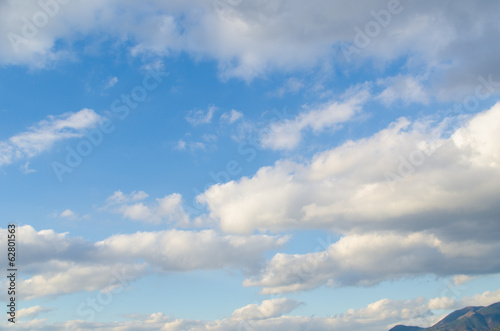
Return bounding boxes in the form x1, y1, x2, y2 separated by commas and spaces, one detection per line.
452, 275, 473, 287
20, 262, 147, 300
200, 103, 500, 238
230, 298, 302, 321
17, 305, 54, 320
104, 191, 192, 225
97, 229, 288, 273
1, 0, 500, 96
260, 89, 369, 150
462, 288, 500, 307
0, 296, 447, 331
428, 296, 456, 310
0, 108, 102, 168
243, 232, 500, 294
59, 209, 77, 219
0, 225, 287, 299
428, 288, 500, 311
193, 104, 500, 292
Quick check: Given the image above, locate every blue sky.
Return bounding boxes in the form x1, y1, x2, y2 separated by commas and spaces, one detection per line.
1, 0, 500, 330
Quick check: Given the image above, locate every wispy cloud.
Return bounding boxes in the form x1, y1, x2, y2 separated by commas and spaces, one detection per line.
104, 76, 118, 89
2, 225, 287, 300
260, 89, 370, 150
269, 77, 304, 97
376, 74, 430, 106
0, 108, 102, 168
19, 161, 36, 174
220, 109, 243, 124
186, 106, 217, 126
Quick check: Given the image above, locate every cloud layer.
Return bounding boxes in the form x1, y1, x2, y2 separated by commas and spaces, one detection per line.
200, 103, 500, 238
0, 225, 287, 300
2, 0, 500, 97
11, 291, 500, 331
194, 103, 500, 292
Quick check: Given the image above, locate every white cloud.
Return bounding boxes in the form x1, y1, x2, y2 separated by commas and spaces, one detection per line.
200, 103, 500, 237
220, 109, 243, 124
20, 262, 147, 300
105, 191, 191, 225
97, 228, 288, 272
243, 232, 500, 294
186, 106, 217, 126
0, 225, 287, 299
269, 77, 304, 97
0, 295, 447, 331
461, 288, 500, 307
17, 305, 54, 320
0, 108, 102, 167
193, 104, 500, 291
175, 139, 187, 150
203, 133, 218, 142
104, 76, 118, 89
452, 275, 472, 287
104, 190, 149, 206
260, 89, 369, 150
174, 139, 206, 152
1, 1, 500, 95
60, 209, 77, 219
376, 74, 430, 106
230, 298, 302, 321
428, 288, 500, 311
428, 296, 456, 310
20, 161, 36, 174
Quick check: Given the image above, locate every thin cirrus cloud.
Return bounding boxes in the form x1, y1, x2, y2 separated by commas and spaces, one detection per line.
185, 106, 217, 126
220, 109, 243, 124
269, 77, 305, 97
0, 108, 102, 168
104, 76, 118, 89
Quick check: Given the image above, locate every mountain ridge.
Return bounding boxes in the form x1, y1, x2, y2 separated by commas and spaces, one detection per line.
389, 302, 500, 331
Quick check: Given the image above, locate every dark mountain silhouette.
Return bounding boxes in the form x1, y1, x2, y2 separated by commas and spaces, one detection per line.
389, 302, 500, 331
389, 326, 424, 331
